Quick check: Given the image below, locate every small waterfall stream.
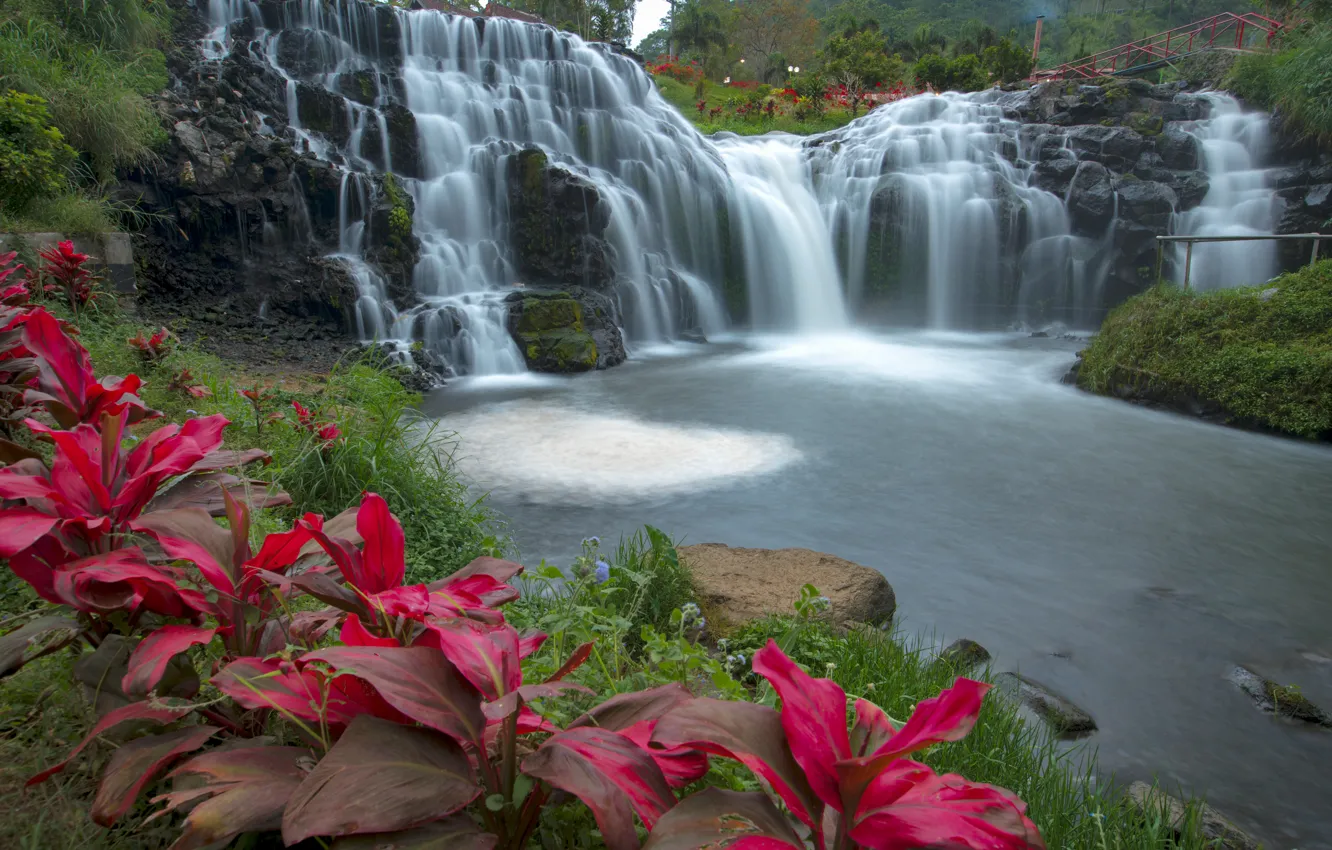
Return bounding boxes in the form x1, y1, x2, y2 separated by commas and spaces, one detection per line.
1171, 93, 1280, 290
202, 0, 1281, 374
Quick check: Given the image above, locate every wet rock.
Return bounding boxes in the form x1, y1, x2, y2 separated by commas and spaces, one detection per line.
937, 639, 991, 670
1157, 125, 1201, 171
1031, 156, 1080, 196
994, 672, 1097, 738
679, 544, 896, 631
1060, 355, 1082, 386
1162, 170, 1209, 211
276, 29, 344, 78
365, 173, 421, 307
1067, 162, 1115, 236
1258, 286, 1279, 302
506, 148, 616, 290
504, 287, 625, 372
294, 82, 351, 147
1125, 783, 1259, 850
383, 103, 421, 179
337, 68, 381, 106
1116, 180, 1179, 223
1229, 666, 1332, 726
1066, 125, 1145, 169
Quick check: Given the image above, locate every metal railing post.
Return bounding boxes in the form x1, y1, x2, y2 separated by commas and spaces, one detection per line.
1312, 238, 1322, 265
1155, 240, 1165, 283
1183, 241, 1193, 289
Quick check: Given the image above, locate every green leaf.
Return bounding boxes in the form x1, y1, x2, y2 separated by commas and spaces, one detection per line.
485, 793, 505, 812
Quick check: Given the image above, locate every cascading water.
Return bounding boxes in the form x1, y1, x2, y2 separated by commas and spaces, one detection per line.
807, 92, 1106, 328
199, 0, 1285, 368
1171, 93, 1279, 290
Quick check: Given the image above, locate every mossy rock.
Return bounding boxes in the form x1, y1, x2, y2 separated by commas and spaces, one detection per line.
517, 327, 599, 372
515, 295, 581, 333
1127, 111, 1164, 136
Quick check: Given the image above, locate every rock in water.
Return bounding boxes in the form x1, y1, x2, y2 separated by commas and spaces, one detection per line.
504, 288, 626, 373
678, 544, 895, 631
994, 672, 1097, 738
1228, 666, 1332, 726
938, 638, 992, 670
1125, 782, 1259, 850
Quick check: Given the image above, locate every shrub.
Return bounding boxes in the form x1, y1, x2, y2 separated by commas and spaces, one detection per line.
1077, 261, 1332, 438
982, 37, 1035, 84
1227, 18, 1332, 142
820, 30, 906, 87
914, 52, 990, 93
0, 89, 73, 213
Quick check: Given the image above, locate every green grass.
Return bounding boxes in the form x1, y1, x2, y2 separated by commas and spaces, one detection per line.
1227, 17, 1332, 143
0, 0, 173, 229
653, 75, 866, 136
1078, 261, 1332, 438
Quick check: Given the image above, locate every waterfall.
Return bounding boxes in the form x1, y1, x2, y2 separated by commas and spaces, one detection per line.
200, 0, 1284, 369
1171, 93, 1279, 290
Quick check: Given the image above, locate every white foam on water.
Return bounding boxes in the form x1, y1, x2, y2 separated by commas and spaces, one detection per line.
438, 400, 802, 504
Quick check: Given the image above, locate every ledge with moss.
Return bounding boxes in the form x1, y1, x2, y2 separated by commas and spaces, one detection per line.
1074, 260, 1332, 439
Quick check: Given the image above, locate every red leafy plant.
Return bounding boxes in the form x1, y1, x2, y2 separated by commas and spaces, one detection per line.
240, 382, 282, 438
128, 327, 176, 362
0, 253, 36, 435
0, 309, 287, 676
290, 400, 342, 451
167, 368, 212, 399
39, 240, 99, 314
646, 641, 1045, 850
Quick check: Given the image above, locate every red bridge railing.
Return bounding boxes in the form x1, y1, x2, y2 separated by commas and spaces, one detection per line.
1032, 12, 1286, 82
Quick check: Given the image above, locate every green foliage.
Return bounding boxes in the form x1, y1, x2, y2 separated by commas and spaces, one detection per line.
1227, 18, 1332, 143
820, 30, 906, 86
981, 37, 1034, 85
1078, 261, 1332, 438
914, 51, 988, 92
0, 90, 73, 213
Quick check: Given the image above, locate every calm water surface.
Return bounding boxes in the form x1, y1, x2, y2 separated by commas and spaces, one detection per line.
425, 331, 1332, 848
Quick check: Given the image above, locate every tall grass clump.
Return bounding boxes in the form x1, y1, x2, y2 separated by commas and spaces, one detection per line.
1227, 10, 1332, 143
0, 0, 172, 228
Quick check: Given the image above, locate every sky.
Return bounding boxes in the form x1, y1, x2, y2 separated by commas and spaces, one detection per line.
632, 0, 671, 49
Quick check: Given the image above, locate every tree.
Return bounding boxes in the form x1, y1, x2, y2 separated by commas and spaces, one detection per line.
732, 0, 819, 83
675, 0, 729, 57
819, 29, 905, 87
981, 37, 1034, 84
636, 27, 671, 59
913, 52, 989, 92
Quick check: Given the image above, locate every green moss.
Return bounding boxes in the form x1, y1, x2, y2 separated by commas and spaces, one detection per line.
516, 296, 581, 333
1078, 260, 1332, 438
1127, 111, 1163, 136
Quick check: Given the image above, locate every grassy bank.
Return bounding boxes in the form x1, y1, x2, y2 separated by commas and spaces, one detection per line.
1078, 260, 1332, 439
1227, 12, 1332, 143
0, 0, 173, 232
653, 74, 867, 136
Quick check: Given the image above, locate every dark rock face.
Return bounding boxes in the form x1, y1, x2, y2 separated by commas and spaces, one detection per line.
506, 149, 617, 290
1067, 161, 1115, 236
504, 287, 626, 372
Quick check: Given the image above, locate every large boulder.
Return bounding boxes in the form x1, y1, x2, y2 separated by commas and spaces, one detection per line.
1115, 179, 1178, 226
504, 287, 626, 372
365, 173, 421, 307
1157, 125, 1201, 171
1066, 125, 1146, 170
678, 544, 896, 631
506, 148, 616, 289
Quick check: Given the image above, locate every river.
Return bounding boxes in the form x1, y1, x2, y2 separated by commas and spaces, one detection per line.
426, 331, 1332, 848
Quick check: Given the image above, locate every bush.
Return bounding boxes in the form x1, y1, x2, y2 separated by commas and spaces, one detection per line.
914, 52, 991, 92
982, 37, 1034, 84
0, 89, 73, 212
1078, 261, 1332, 438
819, 30, 905, 87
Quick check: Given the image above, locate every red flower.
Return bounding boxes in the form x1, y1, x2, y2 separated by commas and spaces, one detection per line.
316, 421, 342, 447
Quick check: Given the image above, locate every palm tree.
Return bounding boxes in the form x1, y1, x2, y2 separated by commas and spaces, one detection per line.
674, 0, 728, 58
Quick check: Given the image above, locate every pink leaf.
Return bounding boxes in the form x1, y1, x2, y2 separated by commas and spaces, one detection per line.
340, 614, 397, 647
122, 625, 216, 697
569, 682, 695, 732
846, 762, 1045, 850
641, 788, 803, 850
212, 657, 365, 727
851, 697, 898, 758
752, 639, 851, 810
356, 492, 405, 594
621, 719, 709, 789
28, 700, 191, 786
652, 698, 823, 832
523, 727, 676, 850
415, 618, 522, 700
91, 726, 219, 826
157, 746, 313, 850
303, 645, 487, 749
0, 506, 57, 557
